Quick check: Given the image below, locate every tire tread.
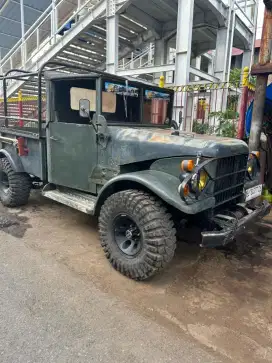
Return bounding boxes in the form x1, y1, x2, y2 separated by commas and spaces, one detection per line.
99, 189, 176, 280
0, 158, 31, 207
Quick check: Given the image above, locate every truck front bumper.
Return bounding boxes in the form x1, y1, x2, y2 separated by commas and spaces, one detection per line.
201, 201, 271, 248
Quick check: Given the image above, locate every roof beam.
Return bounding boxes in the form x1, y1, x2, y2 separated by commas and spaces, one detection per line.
0, 31, 20, 39
10, 0, 43, 13
98, 28, 155, 70
204, 0, 228, 27
189, 66, 219, 82
116, 64, 175, 77
235, 15, 253, 50
0, 15, 31, 27
116, 0, 134, 13
154, 0, 178, 17
124, 5, 162, 37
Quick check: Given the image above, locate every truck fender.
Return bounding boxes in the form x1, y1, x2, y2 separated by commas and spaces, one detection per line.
94, 170, 215, 215
0, 148, 25, 172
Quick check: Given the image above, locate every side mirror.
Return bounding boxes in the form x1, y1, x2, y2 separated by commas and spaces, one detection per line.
79, 99, 90, 118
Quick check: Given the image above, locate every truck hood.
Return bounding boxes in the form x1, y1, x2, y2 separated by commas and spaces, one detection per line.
107, 126, 249, 165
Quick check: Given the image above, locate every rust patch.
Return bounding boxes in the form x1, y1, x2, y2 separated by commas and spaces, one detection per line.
148, 134, 173, 143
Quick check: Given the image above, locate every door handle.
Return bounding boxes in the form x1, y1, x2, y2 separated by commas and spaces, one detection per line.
50, 136, 60, 141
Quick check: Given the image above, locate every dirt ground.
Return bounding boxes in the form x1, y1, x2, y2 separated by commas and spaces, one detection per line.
1, 191, 272, 363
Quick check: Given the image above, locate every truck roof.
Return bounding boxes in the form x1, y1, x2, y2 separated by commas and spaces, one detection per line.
44, 70, 173, 93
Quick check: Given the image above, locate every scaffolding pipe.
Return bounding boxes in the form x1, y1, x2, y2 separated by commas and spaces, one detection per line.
249, 5, 272, 151
20, 0, 25, 39
20, 0, 26, 66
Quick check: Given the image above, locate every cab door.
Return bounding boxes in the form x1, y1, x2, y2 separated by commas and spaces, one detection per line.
47, 122, 97, 193
46, 79, 98, 194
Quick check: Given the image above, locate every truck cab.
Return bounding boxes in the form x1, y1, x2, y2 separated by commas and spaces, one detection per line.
0, 63, 270, 281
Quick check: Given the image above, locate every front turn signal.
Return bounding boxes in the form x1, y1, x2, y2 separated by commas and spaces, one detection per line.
178, 183, 190, 199
181, 160, 195, 172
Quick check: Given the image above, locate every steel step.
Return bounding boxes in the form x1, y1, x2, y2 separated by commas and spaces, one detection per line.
42, 186, 97, 215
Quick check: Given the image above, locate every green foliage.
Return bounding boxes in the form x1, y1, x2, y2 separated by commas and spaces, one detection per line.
227, 95, 239, 111
209, 109, 239, 138
229, 68, 241, 86
193, 110, 239, 138
229, 67, 256, 87
192, 121, 209, 134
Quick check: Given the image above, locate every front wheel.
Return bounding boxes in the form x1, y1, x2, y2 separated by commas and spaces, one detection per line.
99, 190, 177, 280
0, 157, 31, 207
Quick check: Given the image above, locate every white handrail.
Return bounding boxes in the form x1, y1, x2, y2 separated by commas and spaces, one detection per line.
1, 0, 100, 73
120, 44, 154, 69
0, 3, 53, 66
234, 0, 257, 27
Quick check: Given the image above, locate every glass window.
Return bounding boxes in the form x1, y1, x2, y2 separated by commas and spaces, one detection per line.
54, 78, 97, 124
70, 88, 116, 113
143, 89, 171, 125
102, 81, 141, 123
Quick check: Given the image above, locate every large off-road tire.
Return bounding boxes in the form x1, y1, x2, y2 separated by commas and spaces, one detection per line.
0, 157, 31, 207
99, 190, 177, 280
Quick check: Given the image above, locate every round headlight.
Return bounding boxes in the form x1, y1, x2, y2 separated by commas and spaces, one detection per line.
199, 170, 208, 191
247, 154, 259, 180
191, 170, 208, 193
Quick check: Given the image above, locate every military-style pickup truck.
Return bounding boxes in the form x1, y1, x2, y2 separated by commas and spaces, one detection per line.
0, 62, 269, 280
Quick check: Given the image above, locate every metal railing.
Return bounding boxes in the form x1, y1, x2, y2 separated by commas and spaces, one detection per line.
234, 0, 258, 29
119, 44, 155, 70
0, 0, 101, 77
169, 79, 255, 137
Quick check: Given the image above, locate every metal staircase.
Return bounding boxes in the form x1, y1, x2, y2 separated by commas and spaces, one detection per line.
0, 0, 155, 99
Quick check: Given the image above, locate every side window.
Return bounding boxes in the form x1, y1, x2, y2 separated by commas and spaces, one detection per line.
143, 89, 171, 125
70, 87, 117, 113
54, 79, 96, 124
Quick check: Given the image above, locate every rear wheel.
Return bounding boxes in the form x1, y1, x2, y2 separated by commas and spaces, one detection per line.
0, 157, 31, 207
99, 190, 177, 280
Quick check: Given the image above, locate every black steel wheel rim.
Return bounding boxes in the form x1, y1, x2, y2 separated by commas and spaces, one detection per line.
113, 214, 142, 257
0, 171, 9, 194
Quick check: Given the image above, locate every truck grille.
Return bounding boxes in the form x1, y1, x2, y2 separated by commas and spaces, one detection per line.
214, 155, 248, 206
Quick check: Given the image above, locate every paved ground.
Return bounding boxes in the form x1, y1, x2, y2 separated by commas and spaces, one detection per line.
0, 191, 272, 363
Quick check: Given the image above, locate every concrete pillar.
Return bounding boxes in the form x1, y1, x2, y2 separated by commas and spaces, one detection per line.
214, 8, 235, 114
194, 56, 201, 81
130, 52, 134, 69
208, 57, 214, 76
241, 50, 252, 70
106, 0, 119, 74
175, 0, 194, 130
214, 28, 229, 82
175, 0, 194, 86
154, 39, 168, 85
148, 43, 153, 65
